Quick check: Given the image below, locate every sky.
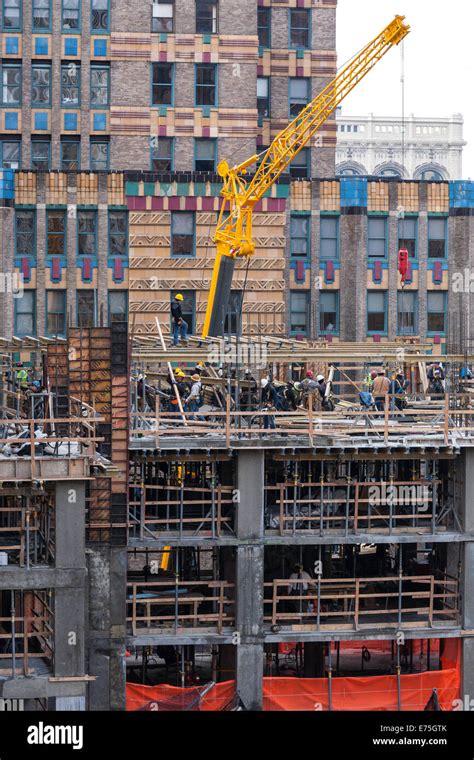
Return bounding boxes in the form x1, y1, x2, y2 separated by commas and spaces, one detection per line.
336, 0, 474, 178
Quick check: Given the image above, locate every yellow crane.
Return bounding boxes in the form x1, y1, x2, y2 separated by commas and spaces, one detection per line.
202, 14, 410, 338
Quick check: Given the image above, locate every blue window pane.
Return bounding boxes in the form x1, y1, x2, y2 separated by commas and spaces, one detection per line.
5, 112, 18, 129
35, 37, 49, 55
34, 112, 48, 130
64, 38, 78, 56
5, 37, 19, 55
64, 112, 77, 130
93, 39, 107, 56
93, 112, 106, 130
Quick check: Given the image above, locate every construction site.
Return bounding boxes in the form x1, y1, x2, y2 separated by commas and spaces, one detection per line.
0, 1, 472, 721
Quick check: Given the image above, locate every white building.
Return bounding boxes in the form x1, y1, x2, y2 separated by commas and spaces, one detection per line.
335, 111, 466, 180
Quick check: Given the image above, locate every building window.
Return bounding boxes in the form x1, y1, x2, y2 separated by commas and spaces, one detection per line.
289, 147, 309, 179
16, 210, 35, 257
196, 0, 217, 34
171, 290, 196, 335
194, 138, 216, 172
151, 63, 174, 106
152, 0, 173, 33
368, 217, 387, 258
3, 0, 21, 29
223, 290, 242, 336
257, 7, 270, 47
290, 291, 310, 335
195, 64, 217, 106
257, 77, 270, 120
77, 211, 97, 256
15, 291, 36, 337
397, 290, 417, 336
77, 290, 96, 328
46, 290, 66, 336
91, 0, 109, 31
61, 63, 80, 106
290, 215, 310, 259
61, 139, 80, 170
367, 291, 387, 334
289, 8, 310, 48
398, 217, 417, 259
171, 212, 195, 257
47, 210, 66, 255
319, 291, 339, 335
320, 216, 339, 259
90, 66, 109, 107
1, 139, 20, 169
151, 137, 173, 171
31, 64, 51, 106
62, 0, 80, 30
420, 169, 443, 181
2, 64, 21, 105
33, 0, 50, 30
428, 217, 447, 259
109, 211, 128, 256
108, 291, 128, 323
31, 140, 50, 170
427, 291, 446, 334
289, 77, 309, 119
90, 140, 109, 170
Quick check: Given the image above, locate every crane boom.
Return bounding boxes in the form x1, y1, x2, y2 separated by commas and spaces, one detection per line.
202, 15, 410, 338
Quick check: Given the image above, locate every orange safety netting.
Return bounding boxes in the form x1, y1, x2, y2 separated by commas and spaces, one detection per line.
126, 639, 460, 711
279, 638, 441, 657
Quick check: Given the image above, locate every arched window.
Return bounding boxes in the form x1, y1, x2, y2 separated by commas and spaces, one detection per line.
335, 160, 366, 177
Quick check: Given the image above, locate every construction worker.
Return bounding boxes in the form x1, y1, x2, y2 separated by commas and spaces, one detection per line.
184, 373, 202, 414
261, 377, 277, 430
170, 293, 188, 346
372, 369, 390, 411
15, 362, 29, 391
287, 563, 316, 616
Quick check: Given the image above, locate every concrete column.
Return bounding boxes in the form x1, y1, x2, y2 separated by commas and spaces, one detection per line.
235, 451, 264, 710
54, 482, 86, 679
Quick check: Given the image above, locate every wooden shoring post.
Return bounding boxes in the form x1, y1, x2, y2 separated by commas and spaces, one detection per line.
354, 482, 359, 534
155, 316, 187, 426
225, 392, 231, 447
30, 419, 35, 481
272, 580, 278, 626
218, 584, 224, 634
384, 393, 389, 444
354, 578, 359, 631
279, 484, 285, 536
132, 584, 137, 636
443, 393, 449, 444
216, 484, 222, 537
429, 576, 434, 628
155, 392, 160, 449
308, 393, 314, 446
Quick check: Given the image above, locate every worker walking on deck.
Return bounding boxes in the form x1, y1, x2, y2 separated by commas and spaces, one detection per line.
171, 293, 188, 346
372, 369, 390, 411
184, 373, 202, 415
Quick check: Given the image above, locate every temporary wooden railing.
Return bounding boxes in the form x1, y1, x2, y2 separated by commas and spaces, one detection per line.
128, 483, 235, 538
0, 590, 54, 677
265, 479, 439, 536
0, 499, 53, 567
130, 393, 474, 444
126, 580, 235, 634
264, 575, 459, 631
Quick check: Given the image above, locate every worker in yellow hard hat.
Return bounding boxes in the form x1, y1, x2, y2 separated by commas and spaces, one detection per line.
171, 294, 188, 346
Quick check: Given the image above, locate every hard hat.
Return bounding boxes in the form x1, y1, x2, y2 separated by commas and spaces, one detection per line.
316, 375, 324, 383
175, 293, 184, 301
294, 382, 302, 391
306, 370, 314, 379
261, 378, 268, 388
191, 374, 201, 381
370, 370, 377, 379
175, 369, 184, 377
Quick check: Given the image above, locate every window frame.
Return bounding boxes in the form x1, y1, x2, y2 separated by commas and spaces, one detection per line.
15, 209, 36, 259
61, 0, 81, 32
90, 139, 109, 171
46, 209, 66, 257
319, 290, 340, 336
32, 0, 51, 31
2, 0, 22, 30
427, 215, 448, 260
367, 290, 388, 335
45, 289, 66, 337
195, 0, 218, 34
257, 76, 270, 122
77, 289, 97, 328
31, 63, 51, 107
398, 215, 418, 260
108, 290, 128, 324
195, 63, 217, 107
31, 139, 51, 170
320, 215, 340, 260
427, 291, 447, 336
289, 7, 311, 49
257, 6, 271, 48
151, 136, 174, 171
0, 138, 21, 169
397, 290, 418, 336
289, 77, 310, 120
171, 211, 196, 258
14, 290, 36, 337
151, 62, 174, 107
289, 290, 310, 336
289, 147, 310, 179
367, 215, 388, 259
77, 209, 98, 257
91, 0, 110, 33
108, 210, 128, 257
194, 137, 217, 172
60, 138, 80, 170
90, 64, 110, 108
60, 62, 81, 107
152, 0, 174, 34
290, 213, 310, 259
1, 62, 22, 106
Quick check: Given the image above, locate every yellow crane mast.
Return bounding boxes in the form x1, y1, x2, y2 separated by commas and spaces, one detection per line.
202, 14, 410, 338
